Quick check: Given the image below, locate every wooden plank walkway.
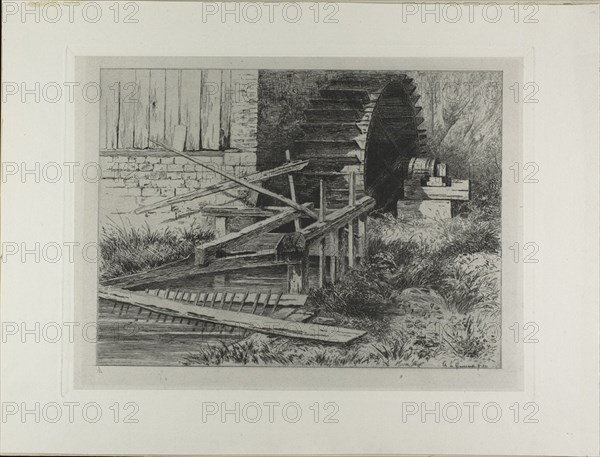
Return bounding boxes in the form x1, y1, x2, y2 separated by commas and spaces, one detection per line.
99, 286, 366, 344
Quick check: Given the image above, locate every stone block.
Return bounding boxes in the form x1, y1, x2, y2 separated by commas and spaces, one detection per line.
141, 187, 161, 197
175, 187, 192, 196
167, 164, 184, 172
155, 179, 184, 188
185, 179, 200, 188
160, 188, 175, 197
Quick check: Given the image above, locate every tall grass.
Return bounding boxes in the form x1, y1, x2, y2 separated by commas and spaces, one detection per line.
310, 209, 500, 319
99, 221, 213, 280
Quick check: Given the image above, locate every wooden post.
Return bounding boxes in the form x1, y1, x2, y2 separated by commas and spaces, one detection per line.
358, 214, 367, 263
337, 227, 346, 278
319, 179, 326, 223
215, 216, 227, 238
318, 239, 326, 288
348, 171, 356, 268
285, 150, 301, 232
287, 247, 309, 293
318, 179, 326, 287
328, 230, 339, 283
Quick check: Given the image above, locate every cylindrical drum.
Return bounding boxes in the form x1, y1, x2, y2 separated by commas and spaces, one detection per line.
407, 157, 439, 179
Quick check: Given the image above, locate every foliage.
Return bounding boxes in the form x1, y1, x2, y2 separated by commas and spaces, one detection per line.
184, 206, 502, 368
99, 221, 213, 280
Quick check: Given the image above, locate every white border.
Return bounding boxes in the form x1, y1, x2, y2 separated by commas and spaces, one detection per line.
2, 3, 598, 455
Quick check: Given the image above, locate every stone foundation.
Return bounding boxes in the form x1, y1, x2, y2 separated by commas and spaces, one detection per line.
99, 151, 257, 230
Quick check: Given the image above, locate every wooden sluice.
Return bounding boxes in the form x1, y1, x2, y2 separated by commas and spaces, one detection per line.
99, 286, 366, 344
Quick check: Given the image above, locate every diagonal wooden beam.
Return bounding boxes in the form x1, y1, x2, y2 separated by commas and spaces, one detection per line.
301, 196, 376, 243
149, 139, 319, 220
134, 159, 309, 214
285, 149, 301, 231
195, 203, 313, 266
100, 254, 289, 289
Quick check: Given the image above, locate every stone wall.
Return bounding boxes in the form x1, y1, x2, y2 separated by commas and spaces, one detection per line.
99, 151, 257, 230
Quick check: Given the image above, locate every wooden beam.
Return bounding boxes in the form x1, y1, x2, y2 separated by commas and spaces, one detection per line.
337, 227, 347, 278
100, 286, 366, 343
301, 196, 375, 243
195, 203, 312, 266
404, 179, 470, 201
348, 171, 356, 268
285, 150, 301, 232
287, 246, 309, 294
318, 239, 326, 288
319, 179, 326, 223
328, 230, 338, 283
101, 254, 290, 289
357, 215, 367, 263
149, 139, 319, 220
214, 216, 227, 238
134, 160, 309, 214
201, 206, 285, 218
348, 221, 355, 268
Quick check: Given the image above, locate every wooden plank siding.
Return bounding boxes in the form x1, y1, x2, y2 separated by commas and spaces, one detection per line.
200, 69, 222, 150
117, 69, 136, 149
100, 69, 233, 151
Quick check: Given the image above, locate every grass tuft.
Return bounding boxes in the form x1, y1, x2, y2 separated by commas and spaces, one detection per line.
99, 221, 213, 280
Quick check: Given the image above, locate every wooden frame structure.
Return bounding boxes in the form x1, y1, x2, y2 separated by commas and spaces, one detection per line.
119, 128, 377, 298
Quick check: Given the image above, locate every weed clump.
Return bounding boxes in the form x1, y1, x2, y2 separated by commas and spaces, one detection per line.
99, 222, 213, 280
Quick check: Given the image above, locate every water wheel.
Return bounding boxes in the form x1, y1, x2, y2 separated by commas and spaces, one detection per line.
290, 74, 426, 213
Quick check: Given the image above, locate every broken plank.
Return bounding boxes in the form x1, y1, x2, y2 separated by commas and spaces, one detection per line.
195, 203, 312, 265
134, 160, 309, 214
150, 139, 319, 221
99, 286, 366, 344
